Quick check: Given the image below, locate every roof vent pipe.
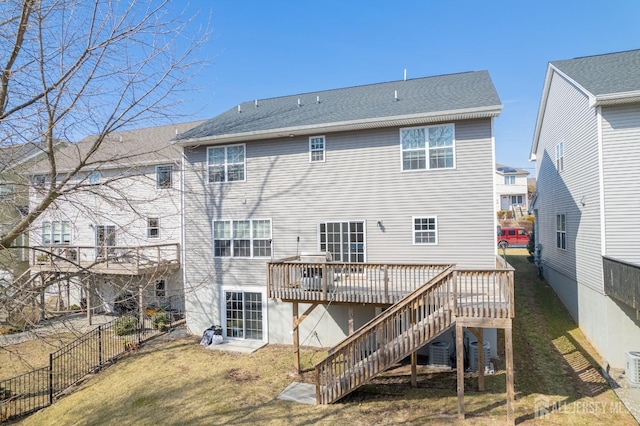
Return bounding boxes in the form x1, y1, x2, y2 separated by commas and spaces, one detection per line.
404, 68, 407, 81
237, 104, 242, 113
316, 95, 320, 104
255, 99, 258, 107
394, 90, 398, 101
297, 98, 301, 107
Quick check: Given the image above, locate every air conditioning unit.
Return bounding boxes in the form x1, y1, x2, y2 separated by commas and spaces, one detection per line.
428, 341, 450, 369
469, 341, 491, 372
625, 351, 640, 387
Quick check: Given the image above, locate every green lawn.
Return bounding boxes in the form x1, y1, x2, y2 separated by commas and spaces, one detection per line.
12, 249, 637, 425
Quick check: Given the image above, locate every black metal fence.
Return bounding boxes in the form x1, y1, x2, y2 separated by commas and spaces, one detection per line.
0, 315, 176, 422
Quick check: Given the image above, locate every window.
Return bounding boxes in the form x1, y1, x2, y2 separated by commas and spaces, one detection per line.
555, 142, 564, 172
207, 144, 246, 183
156, 165, 173, 189
401, 124, 455, 171
212, 219, 271, 258
33, 175, 46, 187
556, 214, 566, 250
147, 218, 160, 239
42, 221, 71, 245
309, 136, 325, 162
319, 221, 365, 262
511, 195, 523, 204
88, 171, 101, 185
155, 279, 166, 298
225, 290, 263, 340
504, 175, 515, 185
413, 217, 438, 245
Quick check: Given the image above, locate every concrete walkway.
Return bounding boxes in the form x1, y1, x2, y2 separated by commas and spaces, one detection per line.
0, 313, 114, 346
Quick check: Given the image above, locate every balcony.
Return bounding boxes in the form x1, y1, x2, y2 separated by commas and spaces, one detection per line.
30, 244, 180, 276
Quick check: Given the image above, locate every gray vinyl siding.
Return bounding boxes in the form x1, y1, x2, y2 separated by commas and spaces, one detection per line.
183, 118, 496, 336
535, 72, 603, 293
601, 103, 640, 263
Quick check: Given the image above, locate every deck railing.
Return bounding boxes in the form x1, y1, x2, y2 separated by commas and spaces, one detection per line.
315, 266, 457, 404
267, 259, 452, 304
30, 243, 180, 271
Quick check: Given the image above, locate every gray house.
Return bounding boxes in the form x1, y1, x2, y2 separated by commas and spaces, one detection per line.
530, 49, 640, 369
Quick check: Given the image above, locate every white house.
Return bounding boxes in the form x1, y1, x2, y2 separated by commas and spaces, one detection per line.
530, 49, 640, 369
494, 164, 529, 213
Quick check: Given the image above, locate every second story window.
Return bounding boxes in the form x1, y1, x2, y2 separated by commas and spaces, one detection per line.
42, 221, 71, 245
88, 171, 101, 185
504, 175, 515, 185
213, 219, 271, 258
156, 165, 173, 189
147, 218, 160, 239
401, 124, 455, 171
309, 136, 325, 162
208, 144, 246, 183
555, 142, 564, 172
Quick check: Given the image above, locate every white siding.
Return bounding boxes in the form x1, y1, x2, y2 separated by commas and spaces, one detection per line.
183, 118, 497, 341
601, 104, 640, 263
534, 72, 602, 293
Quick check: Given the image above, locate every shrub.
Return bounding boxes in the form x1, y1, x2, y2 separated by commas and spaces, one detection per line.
114, 315, 138, 336
151, 312, 171, 331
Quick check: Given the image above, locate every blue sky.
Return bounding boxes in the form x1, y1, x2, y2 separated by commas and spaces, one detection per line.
173, 1, 640, 176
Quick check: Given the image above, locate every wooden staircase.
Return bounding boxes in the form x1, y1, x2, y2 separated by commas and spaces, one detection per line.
314, 266, 458, 404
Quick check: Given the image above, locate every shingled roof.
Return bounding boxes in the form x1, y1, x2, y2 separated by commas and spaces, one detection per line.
175, 71, 502, 146
551, 49, 640, 97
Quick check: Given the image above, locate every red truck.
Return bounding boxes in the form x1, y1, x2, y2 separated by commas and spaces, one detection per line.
497, 227, 530, 248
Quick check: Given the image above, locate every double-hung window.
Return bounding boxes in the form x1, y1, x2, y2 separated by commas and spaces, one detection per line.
42, 221, 71, 245
556, 214, 566, 250
555, 142, 564, 172
401, 124, 455, 171
504, 175, 515, 185
309, 136, 325, 162
413, 217, 438, 244
147, 218, 160, 239
156, 165, 173, 189
213, 219, 271, 258
208, 144, 246, 183
319, 221, 365, 262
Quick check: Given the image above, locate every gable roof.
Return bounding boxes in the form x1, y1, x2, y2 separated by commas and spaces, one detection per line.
175, 71, 502, 146
530, 49, 640, 160
31, 121, 204, 174
0, 140, 67, 173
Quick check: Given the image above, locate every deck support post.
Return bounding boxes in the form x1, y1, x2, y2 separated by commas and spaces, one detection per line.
505, 321, 515, 424
293, 302, 300, 373
456, 322, 464, 420
411, 351, 417, 387
348, 306, 354, 335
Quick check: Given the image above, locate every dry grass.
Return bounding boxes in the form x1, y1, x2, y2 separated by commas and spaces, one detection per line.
0, 334, 76, 379
8, 249, 638, 425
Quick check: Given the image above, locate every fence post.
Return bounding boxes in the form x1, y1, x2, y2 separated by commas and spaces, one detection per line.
98, 326, 103, 367
48, 353, 54, 405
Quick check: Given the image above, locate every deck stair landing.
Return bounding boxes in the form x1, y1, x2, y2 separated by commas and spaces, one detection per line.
314, 266, 457, 404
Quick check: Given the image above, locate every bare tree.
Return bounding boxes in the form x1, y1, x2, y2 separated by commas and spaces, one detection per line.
0, 0, 208, 250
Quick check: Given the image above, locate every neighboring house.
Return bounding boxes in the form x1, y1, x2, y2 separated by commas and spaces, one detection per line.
0, 141, 66, 294
175, 71, 508, 353
530, 49, 640, 369
26, 121, 202, 317
494, 164, 529, 213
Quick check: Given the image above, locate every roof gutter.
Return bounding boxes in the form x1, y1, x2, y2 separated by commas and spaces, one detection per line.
172, 105, 503, 147
591, 90, 640, 107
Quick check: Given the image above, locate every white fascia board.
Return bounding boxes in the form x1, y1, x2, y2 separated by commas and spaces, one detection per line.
173, 105, 503, 147
592, 91, 640, 107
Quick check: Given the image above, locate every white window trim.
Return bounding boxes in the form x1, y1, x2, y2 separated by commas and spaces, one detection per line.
412, 216, 438, 245
504, 175, 515, 185
42, 220, 72, 245
207, 144, 247, 183
309, 135, 326, 163
317, 220, 367, 262
400, 124, 456, 172
555, 142, 564, 172
556, 213, 567, 250
220, 285, 267, 342
156, 164, 173, 189
212, 218, 272, 258
147, 217, 160, 239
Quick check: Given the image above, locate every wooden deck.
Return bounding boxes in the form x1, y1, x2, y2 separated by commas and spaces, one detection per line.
30, 244, 180, 276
